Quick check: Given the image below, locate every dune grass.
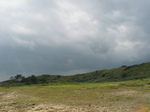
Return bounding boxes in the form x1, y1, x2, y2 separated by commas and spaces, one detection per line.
0, 79, 150, 112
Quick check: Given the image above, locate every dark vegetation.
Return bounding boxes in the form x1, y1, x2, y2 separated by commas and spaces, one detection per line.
0, 62, 150, 86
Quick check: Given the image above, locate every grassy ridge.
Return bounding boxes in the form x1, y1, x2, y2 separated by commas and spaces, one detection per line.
1, 62, 150, 86
57, 62, 150, 83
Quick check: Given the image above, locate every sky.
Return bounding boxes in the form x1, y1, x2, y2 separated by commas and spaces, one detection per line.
0, 0, 150, 81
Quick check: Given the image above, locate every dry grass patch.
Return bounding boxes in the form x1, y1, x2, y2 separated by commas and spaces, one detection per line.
26, 103, 109, 112
115, 90, 140, 96
0, 81, 149, 112
132, 104, 149, 112
2, 91, 20, 100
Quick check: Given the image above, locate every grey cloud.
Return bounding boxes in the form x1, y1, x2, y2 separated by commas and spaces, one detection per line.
0, 0, 150, 81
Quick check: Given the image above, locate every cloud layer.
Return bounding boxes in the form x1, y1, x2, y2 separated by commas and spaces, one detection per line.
0, 0, 150, 81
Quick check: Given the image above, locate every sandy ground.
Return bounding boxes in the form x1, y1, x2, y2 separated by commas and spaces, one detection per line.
26, 103, 110, 112
0, 90, 149, 112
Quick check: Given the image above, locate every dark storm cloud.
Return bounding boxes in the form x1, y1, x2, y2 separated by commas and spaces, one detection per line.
0, 0, 150, 81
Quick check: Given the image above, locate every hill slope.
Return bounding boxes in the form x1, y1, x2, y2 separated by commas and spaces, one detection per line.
58, 62, 150, 83
1, 62, 150, 85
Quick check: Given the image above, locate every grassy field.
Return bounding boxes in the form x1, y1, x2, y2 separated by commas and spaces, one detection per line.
0, 79, 150, 112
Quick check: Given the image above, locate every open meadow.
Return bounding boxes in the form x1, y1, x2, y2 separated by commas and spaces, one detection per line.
0, 79, 150, 112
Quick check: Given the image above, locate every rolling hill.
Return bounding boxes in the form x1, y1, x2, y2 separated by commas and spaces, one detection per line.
66, 62, 150, 83
1, 62, 150, 85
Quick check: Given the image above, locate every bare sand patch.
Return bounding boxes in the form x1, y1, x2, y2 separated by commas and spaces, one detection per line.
26, 103, 109, 112
2, 91, 20, 100
0, 91, 22, 112
0, 92, 5, 95
114, 90, 140, 96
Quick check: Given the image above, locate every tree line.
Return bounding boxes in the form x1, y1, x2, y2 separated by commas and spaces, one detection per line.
4, 74, 61, 85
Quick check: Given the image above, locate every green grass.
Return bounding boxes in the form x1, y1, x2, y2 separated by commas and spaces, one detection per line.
0, 79, 150, 112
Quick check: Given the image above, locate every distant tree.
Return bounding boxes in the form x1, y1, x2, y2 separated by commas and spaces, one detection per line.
25, 75, 38, 84
121, 65, 127, 67
95, 70, 99, 75
38, 75, 51, 84
10, 74, 25, 82
121, 73, 127, 77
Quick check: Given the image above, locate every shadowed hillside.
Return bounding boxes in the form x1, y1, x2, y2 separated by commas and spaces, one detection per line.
67, 62, 150, 83
1, 62, 150, 86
